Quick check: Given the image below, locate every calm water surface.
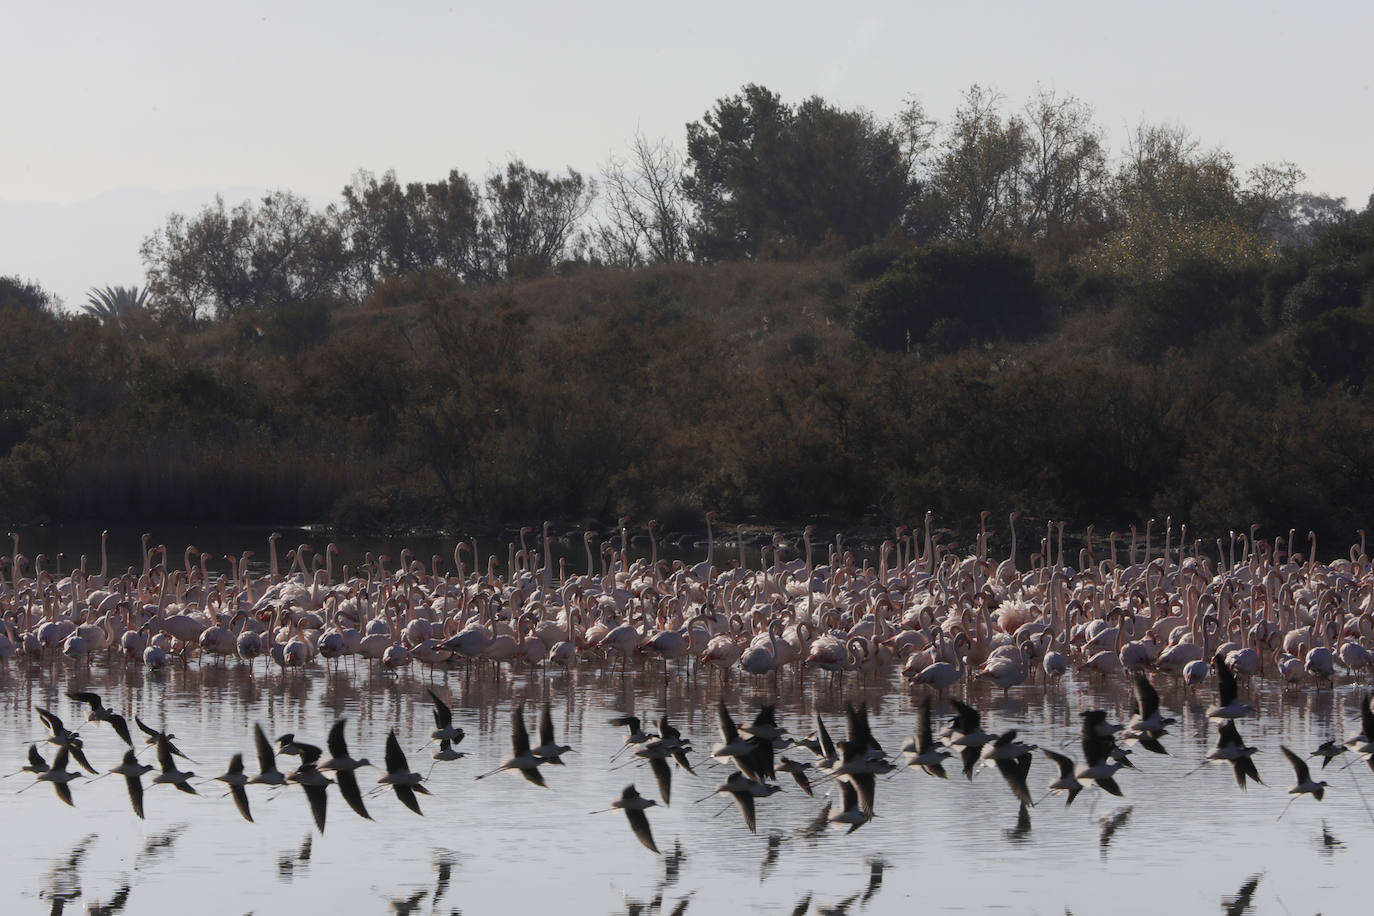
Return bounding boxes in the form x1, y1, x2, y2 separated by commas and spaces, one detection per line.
2, 659, 1369, 915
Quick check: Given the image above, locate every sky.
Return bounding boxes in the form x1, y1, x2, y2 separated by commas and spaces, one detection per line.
4, 0, 1372, 308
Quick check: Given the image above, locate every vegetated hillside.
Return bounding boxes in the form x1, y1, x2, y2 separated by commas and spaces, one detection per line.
5, 223, 1374, 550
6, 75, 1374, 545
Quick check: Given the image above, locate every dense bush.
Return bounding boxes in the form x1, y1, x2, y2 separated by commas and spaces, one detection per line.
850, 241, 1051, 352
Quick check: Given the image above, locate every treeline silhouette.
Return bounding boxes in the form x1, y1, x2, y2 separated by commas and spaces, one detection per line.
2, 83, 1373, 545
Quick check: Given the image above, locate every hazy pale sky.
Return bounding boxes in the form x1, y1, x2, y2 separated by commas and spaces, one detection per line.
4, 0, 1371, 306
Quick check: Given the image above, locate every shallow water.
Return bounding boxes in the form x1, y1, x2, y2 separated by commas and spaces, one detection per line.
2, 658, 1370, 915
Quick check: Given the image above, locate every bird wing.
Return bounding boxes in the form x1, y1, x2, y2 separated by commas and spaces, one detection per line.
69, 743, 98, 775
255, 724, 277, 774
851, 771, 877, 817
1134, 673, 1160, 719
27, 744, 47, 770
327, 719, 348, 758
917, 697, 934, 752
230, 784, 253, 823
336, 770, 372, 821
51, 746, 70, 773
108, 714, 133, 748
68, 691, 102, 710
385, 730, 408, 775
950, 698, 980, 733
298, 743, 323, 767
54, 779, 75, 807
394, 783, 424, 815
428, 690, 452, 729
960, 745, 980, 781
995, 755, 1034, 807
539, 703, 556, 748
302, 780, 328, 832
124, 770, 144, 819
1042, 748, 1076, 780
650, 755, 672, 807
718, 700, 740, 744
732, 788, 757, 833
511, 705, 531, 757
815, 714, 837, 761
625, 806, 660, 854
1280, 744, 1311, 784
36, 706, 63, 735
135, 715, 160, 740
156, 735, 175, 772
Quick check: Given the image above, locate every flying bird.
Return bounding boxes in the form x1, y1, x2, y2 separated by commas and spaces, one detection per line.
378, 729, 429, 815
321, 719, 372, 820
213, 753, 254, 823
68, 691, 134, 747
605, 784, 660, 853
109, 749, 153, 819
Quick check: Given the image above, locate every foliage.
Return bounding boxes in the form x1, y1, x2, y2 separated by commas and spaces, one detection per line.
850, 241, 1050, 352
684, 84, 910, 260
83, 284, 152, 336
141, 192, 349, 323
0, 276, 55, 314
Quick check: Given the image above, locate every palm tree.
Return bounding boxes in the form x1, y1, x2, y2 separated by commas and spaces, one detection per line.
83, 285, 151, 333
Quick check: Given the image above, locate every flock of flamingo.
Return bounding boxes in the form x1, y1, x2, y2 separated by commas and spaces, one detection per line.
5, 515, 1374, 845
2, 514, 1370, 689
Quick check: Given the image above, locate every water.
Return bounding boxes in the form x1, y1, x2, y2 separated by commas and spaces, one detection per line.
2, 658, 1371, 915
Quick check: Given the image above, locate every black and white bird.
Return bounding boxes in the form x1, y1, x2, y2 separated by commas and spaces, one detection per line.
1206, 720, 1262, 790
1041, 748, 1083, 806
378, 729, 429, 815
606, 784, 660, 854
1206, 651, 1255, 720
530, 702, 573, 764
151, 735, 198, 795
983, 730, 1035, 807
901, 697, 952, 779
321, 719, 372, 821
1076, 710, 1125, 797
475, 702, 547, 787
427, 690, 466, 746
68, 691, 134, 747
213, 753, 254, 823
35, 707, 97, 774
1279, 744, 1327, 803
288, 743, 333, 833
249, 722, 286, 786
110, 749, 153, 819
1123, 673, 1173, 754
944, 698, 996, 781
36, 746, 83, 806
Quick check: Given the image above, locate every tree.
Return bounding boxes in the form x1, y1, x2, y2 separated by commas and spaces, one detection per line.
1019, 88, 1109, 243
83, 285, 152, 334
592, 133, 691, 267
141, 192, 349, 322
1114, 123, 1239, 225
479, 160, 594, 280
929, 86, 1030, 239
339, 168, 485, 289
0, 276, 55, 314
683, 84, 911, 259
